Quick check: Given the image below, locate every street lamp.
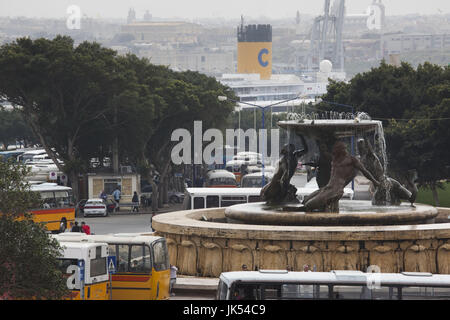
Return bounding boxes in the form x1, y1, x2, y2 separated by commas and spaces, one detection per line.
218, 95, 305, 187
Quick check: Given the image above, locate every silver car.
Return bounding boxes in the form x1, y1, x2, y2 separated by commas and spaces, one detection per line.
83, 198, 108, 217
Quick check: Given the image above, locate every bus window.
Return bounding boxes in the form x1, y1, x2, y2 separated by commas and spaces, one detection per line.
152, 240, 169, 272
193, 197, 205, 209
90, 255, 107, 277
331, 285, 365, 299
40, 191, 56, 208
54, 191, 70, 208
130, 245, 151, 273
217, 280, 229, 300
261, 284, 281, 299
401, 286, 450, 299
209, 178, 236, 186
117, 244, 129, 272
221, 196, 246, 207
231, 284, 259, 300
248, 196, 262, 203
206, 196, 220, 208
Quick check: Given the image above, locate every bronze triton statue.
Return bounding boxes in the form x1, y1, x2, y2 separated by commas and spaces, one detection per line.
300, 141, 380, 213
261, 135, 308, 205
357, 137, 415, 207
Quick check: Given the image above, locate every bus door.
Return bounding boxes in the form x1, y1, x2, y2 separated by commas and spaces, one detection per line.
151, 239, 170, 300
108, 243, 153, 300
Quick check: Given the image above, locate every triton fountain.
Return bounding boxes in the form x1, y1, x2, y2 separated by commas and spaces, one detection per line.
152, 114, 450, 277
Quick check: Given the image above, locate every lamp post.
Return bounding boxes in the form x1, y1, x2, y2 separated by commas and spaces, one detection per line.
219, 95, 305, 187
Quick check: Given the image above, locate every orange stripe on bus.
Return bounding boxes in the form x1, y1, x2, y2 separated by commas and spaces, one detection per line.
112, 275, 150, 282
31, 208, 75, 215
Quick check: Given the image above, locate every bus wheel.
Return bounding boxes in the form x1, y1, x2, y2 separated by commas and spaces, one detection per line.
59, 218, 67, 233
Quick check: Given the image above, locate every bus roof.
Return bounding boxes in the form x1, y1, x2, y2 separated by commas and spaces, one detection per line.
54, 232, 164, 245
185, 187, 353, 198
30, 183, 72, 192
242, 172, 274, 178
56, 241, 108, 259
186, 187, 262, 196
22, 149, 46, 155
206, 170, 236, 180
219, 270, 450, 287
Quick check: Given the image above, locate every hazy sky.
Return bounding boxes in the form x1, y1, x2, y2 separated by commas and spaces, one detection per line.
0, 0, 449, 19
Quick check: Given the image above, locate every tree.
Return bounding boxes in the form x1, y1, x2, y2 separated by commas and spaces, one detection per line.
0, 159, 68, 299
113, 56, 235, 210
0, 107, 37, 150
317, 61, 450, 205
0, 36, 125, 201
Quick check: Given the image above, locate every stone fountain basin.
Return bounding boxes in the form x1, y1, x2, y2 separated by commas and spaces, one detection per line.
225, 200, 438, 226
224, 200, 438, 226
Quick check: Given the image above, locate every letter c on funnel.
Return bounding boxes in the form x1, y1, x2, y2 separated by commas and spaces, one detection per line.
258, 48, 269, 67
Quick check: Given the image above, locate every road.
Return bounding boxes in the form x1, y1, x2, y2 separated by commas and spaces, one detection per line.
75, 212, 154, 235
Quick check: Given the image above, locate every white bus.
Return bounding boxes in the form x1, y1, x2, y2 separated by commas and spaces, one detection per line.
54, 240, 109, 300
183, 187, 264, 210
217, 270, 450, 300
183, 186, 353, 210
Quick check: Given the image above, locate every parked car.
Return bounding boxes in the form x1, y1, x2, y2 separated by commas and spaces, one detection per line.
168, 190, 185, 203
83, 198, 108, 217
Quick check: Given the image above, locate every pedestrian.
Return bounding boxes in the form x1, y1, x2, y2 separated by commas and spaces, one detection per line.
66, 221, 74, 232
132, 191, 139, 213
99, 190, 107, 201
170, 264, 178, 296
242, 264, 248, 271
112, 186, 121, 212
71, 221, 82, 232
81, 221, 91, 235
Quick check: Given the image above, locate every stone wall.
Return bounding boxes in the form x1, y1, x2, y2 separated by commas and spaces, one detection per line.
153, 207, 450, 277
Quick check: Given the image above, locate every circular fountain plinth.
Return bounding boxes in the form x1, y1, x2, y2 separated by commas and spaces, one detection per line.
152, 204, 450, 278
224, 201, 438, 226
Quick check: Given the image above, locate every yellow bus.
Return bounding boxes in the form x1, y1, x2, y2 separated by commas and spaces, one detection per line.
54, 233, 170, 300
29, 183, 75, 233
54, 240, 109, 300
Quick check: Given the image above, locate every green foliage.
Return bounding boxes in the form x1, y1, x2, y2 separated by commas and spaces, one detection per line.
0, 217, 69, 300
318, 61, 450, 204
0, 107, 37, 149
0, 159, 68, 299
416, 182, 450, 208
0, 36, 120, 175
0, 158, 40, 218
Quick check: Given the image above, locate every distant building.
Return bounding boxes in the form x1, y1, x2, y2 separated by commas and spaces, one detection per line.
143, 10, 152, 22
139, 46, 234, 75
381, 33, 450, 58
121, 21, 203, 44
127, 8, 136, 25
